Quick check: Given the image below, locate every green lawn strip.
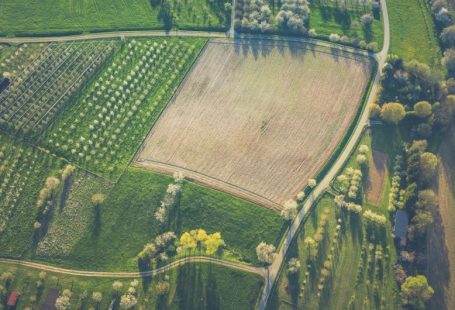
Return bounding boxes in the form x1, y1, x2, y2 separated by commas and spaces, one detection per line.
387, 0, 441, 65
29, 168, 283, 271
270, 193, 401, 309
0, 261, 263, 309
308, 3, 384, 48
0, 134, 64, 257
0, 0, 227, 36
41, 37, 207, 180
168, 263, 264, 310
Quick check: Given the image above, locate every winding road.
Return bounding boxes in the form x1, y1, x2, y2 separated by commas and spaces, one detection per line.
257, 0, 390, 308
0, 0, 390, 308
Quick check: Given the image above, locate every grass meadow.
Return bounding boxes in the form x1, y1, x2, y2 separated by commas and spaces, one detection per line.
0, 262, 264, 309
25, 168, 284, 271
268, 128, 403, 309
387, 0, 441, 66
0, 0, 228, 35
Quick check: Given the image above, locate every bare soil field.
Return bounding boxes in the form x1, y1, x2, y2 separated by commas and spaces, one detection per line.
135, 39, 372, 208
428, 131, 455, 310
366, 151, 388, 204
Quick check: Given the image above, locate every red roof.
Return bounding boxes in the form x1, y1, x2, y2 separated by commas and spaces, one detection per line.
7, 291, 20, 306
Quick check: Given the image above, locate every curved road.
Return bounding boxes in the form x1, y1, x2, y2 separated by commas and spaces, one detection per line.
0, 1, 390, 308
0, 256, 265, 278
257, 0, 390, 308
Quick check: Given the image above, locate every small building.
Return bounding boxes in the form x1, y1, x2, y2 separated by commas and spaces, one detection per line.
393, 210, 409, 246
7, 291, 20, 308
40, 288, 59, 310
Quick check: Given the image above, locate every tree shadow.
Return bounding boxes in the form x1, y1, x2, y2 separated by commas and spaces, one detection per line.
59, 176, 74, 211
91, 204, 101, 237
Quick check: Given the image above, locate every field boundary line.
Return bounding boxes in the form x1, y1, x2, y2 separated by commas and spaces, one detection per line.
132, 160, 282, 212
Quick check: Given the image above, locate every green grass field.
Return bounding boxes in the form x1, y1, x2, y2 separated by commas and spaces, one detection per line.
0, 262, 264, 309
25, 168, 284, 271
0, 0, 227, 36
268, 128, 403, 309
308, 3, 384, 48
387, 0, 441, 65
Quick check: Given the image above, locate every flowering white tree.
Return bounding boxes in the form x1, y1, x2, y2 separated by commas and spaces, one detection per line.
256, 242, 276, 265
308, 179, 317, 188
296, 191, 305, 202
55, 296, 71, 310
112, 281, 123, 295
287, 258, 301, 274
154, 175, 184, 223
119, 293, 137, 309
281, 200, 297, 221
55, 290, 72, 310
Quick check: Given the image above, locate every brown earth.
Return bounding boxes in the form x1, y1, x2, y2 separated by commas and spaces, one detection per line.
135, 40, 372, 208
365, 150, 388, 204
428, 129, 455, 310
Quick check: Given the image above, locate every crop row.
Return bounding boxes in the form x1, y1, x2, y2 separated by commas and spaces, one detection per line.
0, 143, 39, 233
0, 41, 117, 135
43, 38, 205, 178
0, 43, 47, 77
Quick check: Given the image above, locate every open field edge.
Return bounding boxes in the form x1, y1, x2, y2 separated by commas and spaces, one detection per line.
133, 38, 377, 212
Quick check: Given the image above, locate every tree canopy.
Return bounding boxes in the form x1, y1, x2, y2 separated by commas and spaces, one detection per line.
413, 101, 433, 118
380, 102, 406, 124
401, 275, 434, 309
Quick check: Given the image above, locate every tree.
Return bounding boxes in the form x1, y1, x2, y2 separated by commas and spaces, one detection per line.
369, 103, 381, 118
45, 177, 60, 192
419, 152, 438, 184
92, 292, 102, 305
156, 280, 170, 295
287, 258, 301, 274
381, 102, 406, 124
119, 293, 137, 309
179, 232, 197, 251
91, 193, 106, 206
281, 200, 297, 221
413, 101, 432, 118
329, 33, 340, 42
356, 154, 367, 166
256, 242, 276, 265
416, 189, 438, 211
411, 211, 433, 236
112, 281, 123, 295
61, 164, 76, 181
304, 237, 318, 259
401, 275, 434, 309
203, 232, 225, 255
444, 49, 455, 78
55, 296, 71, 310
308, 179, 317, 188
441, 25, 455, 48
360, 14, 373, 27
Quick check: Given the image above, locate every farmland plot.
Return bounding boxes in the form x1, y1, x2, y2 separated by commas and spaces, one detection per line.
0, 41, 117, 134
43, 38, 206, 178
136, 40, 372, 207
0, 134, 62, 254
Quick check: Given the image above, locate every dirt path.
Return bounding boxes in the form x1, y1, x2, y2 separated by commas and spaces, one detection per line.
0, 256, 266, 278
